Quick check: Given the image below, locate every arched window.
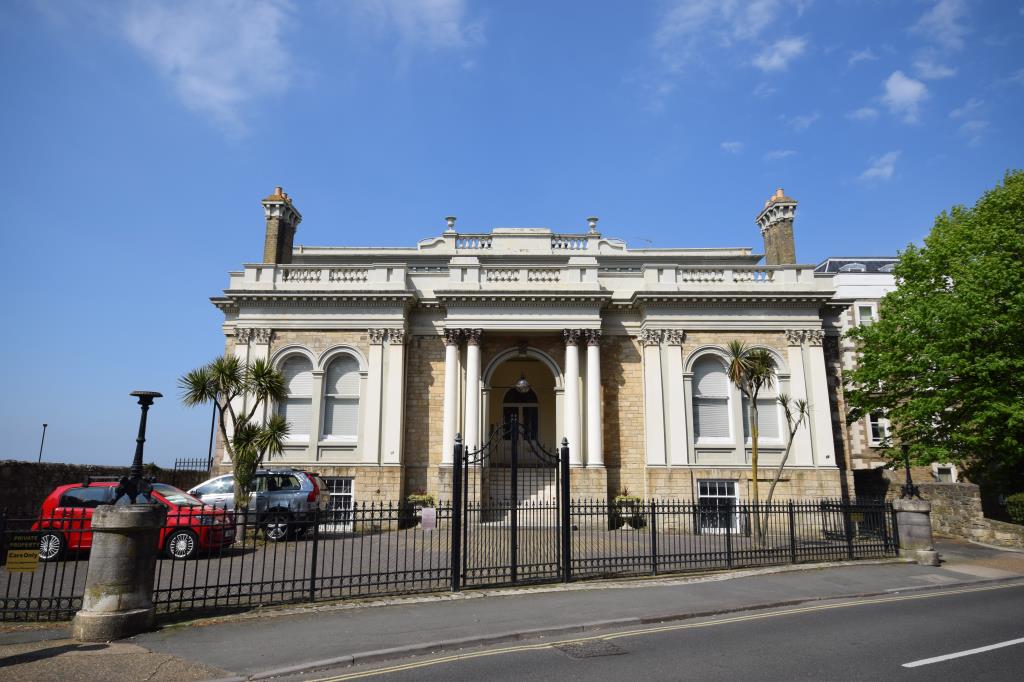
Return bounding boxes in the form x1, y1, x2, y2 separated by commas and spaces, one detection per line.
693, 356, 731, 440
742, 358, 782, 442
323, 354, 360, 439
278, 355, 313, 440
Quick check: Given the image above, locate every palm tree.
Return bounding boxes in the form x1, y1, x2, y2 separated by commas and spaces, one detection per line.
726, 341, 776, 542
179, 356, 289, 508
763, 393, 810, 508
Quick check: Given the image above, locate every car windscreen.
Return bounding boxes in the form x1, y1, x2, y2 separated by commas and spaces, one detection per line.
152, 483, 205, 507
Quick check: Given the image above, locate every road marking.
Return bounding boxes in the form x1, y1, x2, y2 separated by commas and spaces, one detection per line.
902, 637, 1024, 668
309, 582, 1024, 681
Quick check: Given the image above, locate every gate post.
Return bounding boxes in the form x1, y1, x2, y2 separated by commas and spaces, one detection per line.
510, 420, 518, 584
451, 434, 463, 592
560, 438, 571, 583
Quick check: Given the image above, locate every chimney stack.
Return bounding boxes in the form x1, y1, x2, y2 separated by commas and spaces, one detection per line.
261, 186, 302, 264
755, 187, 798, 265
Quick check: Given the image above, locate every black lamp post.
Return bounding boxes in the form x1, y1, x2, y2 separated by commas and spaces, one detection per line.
37, 423, 48, 463
899, 443, 920, 499
113, 391, 163, 504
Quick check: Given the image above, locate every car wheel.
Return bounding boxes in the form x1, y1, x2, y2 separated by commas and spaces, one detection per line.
262, 513, 291, 542
39, 532, 65, 562
165, 529, 199, 560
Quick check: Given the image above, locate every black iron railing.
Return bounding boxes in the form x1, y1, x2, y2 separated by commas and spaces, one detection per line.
1, 499, 897, 622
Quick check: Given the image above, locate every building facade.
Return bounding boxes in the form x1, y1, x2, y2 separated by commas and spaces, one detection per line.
212, 187, 846, 505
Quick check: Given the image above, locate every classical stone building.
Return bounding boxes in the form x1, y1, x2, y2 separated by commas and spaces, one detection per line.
212, 187, 845, 505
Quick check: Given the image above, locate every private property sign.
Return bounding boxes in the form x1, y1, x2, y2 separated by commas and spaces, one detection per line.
5, 533, 39, 572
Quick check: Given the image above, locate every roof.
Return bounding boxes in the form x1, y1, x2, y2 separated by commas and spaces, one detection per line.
814, 257, 898, 274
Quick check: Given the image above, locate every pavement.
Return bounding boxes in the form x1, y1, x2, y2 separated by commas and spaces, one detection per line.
2, 537, 1023, 681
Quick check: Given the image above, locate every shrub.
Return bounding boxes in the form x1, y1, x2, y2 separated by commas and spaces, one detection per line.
406, 492, 436, 508
1006, 493, 1024, 525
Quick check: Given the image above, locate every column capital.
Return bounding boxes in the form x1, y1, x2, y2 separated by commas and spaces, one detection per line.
368, 328, 388, 345
235, 327, 272, 344
784, 329, 805, 346
585, 329, 602, 346
387, 328, 406, 345
663, 329, 685, 346
563, 329, 582, 346
638, 328, 662, 347
464, 328, 483, 346
443, 328, 462, 346
805, 330, 824, 346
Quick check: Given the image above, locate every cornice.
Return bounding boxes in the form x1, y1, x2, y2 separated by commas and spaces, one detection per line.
434, 291, 612, 308
219, 290, 417, 308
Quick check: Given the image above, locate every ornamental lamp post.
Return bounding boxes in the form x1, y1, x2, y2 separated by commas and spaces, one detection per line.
114, 390, 163, 504
899, 443, 921, 499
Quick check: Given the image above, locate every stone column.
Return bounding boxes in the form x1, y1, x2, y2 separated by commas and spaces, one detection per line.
804, 330, 837, 467
893, 498, 940, 565
441, 329, 461, 465
71, 504, 168, 641
640, 329, 666, 466
381, 328, 406, 465
362, 328, 386, 464
585, 330, 603, 467
784, 330, 814, 467
663, 330, 688, 465
464, 329, 482, 451
563, 330, 583, 465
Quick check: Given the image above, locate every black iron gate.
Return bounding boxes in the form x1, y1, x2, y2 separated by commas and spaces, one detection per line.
451, 417, 570, 589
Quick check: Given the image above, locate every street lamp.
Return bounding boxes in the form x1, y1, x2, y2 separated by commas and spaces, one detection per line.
37, 423, 48, 463
899, 443, 920, 499
113, 391, 163, 504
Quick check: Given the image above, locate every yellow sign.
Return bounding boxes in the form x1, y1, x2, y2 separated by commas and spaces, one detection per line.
5, 533, 40, 572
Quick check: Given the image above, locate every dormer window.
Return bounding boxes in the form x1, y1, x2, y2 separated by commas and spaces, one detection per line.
839, 262, 866, 272
879, 263, 896, 273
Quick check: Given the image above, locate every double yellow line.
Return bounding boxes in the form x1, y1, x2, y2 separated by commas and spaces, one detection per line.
312, 582, 1023, 681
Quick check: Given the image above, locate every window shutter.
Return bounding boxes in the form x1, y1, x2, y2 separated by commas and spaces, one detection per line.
694, 358, 729, 397
693, 357, 731, 439
323, 398, 359, 437
281, 356, 314, 395
326, 356, 360, 395
281, 398, 312, 437
742, 398, 781, 440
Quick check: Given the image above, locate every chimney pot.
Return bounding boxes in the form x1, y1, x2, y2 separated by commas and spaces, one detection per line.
275, 186, 283, 196
775, 188, 784, 198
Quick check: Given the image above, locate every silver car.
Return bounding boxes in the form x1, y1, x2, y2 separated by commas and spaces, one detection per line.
189, 468, 329, 541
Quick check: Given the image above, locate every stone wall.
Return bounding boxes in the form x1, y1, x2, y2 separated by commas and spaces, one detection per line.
0, 460, 208, 514
916, 482, 1024, 550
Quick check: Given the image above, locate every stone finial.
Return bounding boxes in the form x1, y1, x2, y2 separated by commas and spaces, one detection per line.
445, 216, 457, 233
587, 216, 599, 233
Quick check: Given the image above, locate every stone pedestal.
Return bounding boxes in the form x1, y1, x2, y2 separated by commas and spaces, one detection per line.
71, 504, 167, 642
893, 498, 939, 565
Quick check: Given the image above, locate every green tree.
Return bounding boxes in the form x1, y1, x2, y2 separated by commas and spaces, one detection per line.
726, 341, 776, 541
179, 356, 290, 508
845, 170, 1024, 493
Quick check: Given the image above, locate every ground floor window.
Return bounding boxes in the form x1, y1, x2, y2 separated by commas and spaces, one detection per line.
322, 477, 354, 531
697, 479, 738, 533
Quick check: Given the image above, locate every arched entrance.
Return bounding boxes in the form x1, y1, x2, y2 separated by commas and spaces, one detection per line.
483, 348, 561, 451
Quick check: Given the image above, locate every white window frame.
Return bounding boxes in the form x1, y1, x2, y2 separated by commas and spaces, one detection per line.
867, 413, 890, 447
692, 355, 733, 445
277, 354, 314, 444
855, 301, 878, 326
321, 476, 355, 532
697, 479, 739, 534
320, 353, 361, 443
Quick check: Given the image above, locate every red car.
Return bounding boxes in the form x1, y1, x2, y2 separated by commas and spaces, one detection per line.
32, 481, 235, 561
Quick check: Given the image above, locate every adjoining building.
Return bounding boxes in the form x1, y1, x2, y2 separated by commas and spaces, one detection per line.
212, 187, 847, 505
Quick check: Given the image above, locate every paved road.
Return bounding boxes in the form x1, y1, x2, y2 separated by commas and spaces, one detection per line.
291, 581, 1024, 681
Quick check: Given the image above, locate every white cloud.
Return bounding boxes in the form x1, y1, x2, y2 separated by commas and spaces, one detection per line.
950, 97, 984, 119
882, 71, 929, 123
848, 48, 877, 66
958, 119, 989, 145
349, 0, 485, 52
911, 0, 969, 51
753, 37, 807, 72
752, 82, 777, 98
847, 107, 879, 121
720, 141, 744, 154
859, 151, 901, 182
118, 0, 297, 136
913, 52, 956, 80
652, 1, 806, 72
784, 111, 820, 131
764, 149, 798, 161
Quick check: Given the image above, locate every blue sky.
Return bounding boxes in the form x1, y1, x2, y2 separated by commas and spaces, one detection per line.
1, 0, 1021, 466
